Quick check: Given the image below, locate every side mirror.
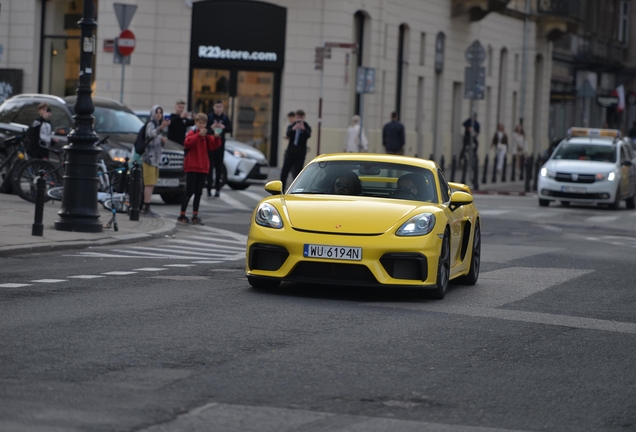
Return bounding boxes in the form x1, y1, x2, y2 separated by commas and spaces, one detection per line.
449, 191, 473, 211
264, 180, 283, 195
54, 127, 68, 136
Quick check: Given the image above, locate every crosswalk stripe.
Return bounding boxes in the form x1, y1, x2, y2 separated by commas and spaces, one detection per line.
238, 190, 266, 202
31, 279, 67, 283
217, 193, 252, 211
163, 264, 196, 267
167, 239, 244, 249
128, 245, 240, 255
133, 268, 167, 271
0, 283, 32, 287
102, 271, 137, 275
111, 249, 216, 259
67, 275, 105, 279
164, 243, 244, 252
183, 236, 245, 247
196, 226, 248, 243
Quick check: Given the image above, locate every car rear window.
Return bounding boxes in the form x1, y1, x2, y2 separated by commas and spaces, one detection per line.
553, 143, 617, 163
288, 160, 438, 203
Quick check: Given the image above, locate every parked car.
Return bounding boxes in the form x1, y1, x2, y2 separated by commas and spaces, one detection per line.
0, 94, 186, 204
135, 108, 270, 191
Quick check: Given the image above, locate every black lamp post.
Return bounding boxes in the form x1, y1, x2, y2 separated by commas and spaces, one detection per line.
55, 0, 102, 233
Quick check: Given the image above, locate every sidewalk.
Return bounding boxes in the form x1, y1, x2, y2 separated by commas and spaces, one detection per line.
0, 192, 176, 258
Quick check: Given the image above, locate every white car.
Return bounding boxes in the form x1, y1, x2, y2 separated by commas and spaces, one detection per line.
538, 128, 636, 209
133, 111, 270, 190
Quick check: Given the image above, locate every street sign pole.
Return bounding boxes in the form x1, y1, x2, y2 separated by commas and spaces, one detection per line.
113, 4, 137, 104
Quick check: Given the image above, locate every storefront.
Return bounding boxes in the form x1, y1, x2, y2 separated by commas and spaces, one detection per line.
189, 0, 286, 165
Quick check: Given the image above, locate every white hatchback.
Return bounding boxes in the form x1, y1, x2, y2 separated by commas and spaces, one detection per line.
538, 128, 636, 209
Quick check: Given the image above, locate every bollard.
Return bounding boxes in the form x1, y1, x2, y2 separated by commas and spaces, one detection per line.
501, 154, 507, 182
524, 155, 532, 192
519, 155, 524, 181
450, 155, 456, 182
482, 154, 489, 185
440, 155, 445, 172
129, 161, 142, 221
32, 170, 46, 237
533, 156, 541, 192
460, 154, 468, 184
429, 153, 434, 163
472, 156, 479, 191
491, 153, 497, 183
511, 155, 516, 181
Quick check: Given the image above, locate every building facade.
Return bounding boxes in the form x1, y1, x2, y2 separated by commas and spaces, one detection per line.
1, 0, 576, 167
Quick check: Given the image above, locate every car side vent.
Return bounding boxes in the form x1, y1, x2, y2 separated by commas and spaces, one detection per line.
380, 253, 428, 281
249, 244, 289, 271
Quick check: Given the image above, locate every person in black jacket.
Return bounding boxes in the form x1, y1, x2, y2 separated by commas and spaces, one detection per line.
206, 99, 233, 198
280, 109, 311, 192
167, 99, 194, 145
382, 111, 405, 155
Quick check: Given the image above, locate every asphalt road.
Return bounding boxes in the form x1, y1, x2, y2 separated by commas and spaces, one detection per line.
1, 192, 635, 432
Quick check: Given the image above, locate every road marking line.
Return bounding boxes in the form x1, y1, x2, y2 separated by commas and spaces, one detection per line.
0, 283, 32, 288
102, 271, 138, 275
111, 250, 216, 259
30, 279, 68, 283
169, 239, 245, 249
238, 190, 267, 202
217, 193, 252, 211
196, 226, 248, 243
133, 268, 167, 271
67, 275, 105, 279
192, 260, 222, 264
163, 264, 196, 267
150, 244, 242, 253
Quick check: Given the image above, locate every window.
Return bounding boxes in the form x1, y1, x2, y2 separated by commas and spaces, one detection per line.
514, 53, 519, 81
0, 100, 24, 123
396, 24, 409, 116
618, 1, 630, 44
487, 46, 493, 77
419, 32, 426, 65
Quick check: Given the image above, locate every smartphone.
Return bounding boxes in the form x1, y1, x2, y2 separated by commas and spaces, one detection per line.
164, 114, 170, 121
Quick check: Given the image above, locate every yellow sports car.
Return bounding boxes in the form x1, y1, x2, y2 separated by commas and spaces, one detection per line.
246, 154, 481, 299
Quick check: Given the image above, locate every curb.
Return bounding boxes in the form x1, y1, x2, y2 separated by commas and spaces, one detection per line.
0, 218, 177, 258
473, 190, 537, 196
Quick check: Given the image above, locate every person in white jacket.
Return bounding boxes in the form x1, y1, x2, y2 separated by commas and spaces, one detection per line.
512, 124, 528, 172
345, 115, 368, 152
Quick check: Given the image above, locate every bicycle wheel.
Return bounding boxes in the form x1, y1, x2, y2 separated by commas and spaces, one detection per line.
47, 186, 64, 201
13, 159, 62, 203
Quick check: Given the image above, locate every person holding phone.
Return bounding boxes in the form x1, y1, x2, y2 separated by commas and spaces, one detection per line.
141, 105, 170, 217
206, 99, 233, 198
280, 109, 311, 192
167, 99, 194, 145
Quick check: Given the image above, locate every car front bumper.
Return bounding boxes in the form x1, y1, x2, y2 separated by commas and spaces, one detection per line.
537, 176, 618, 204
246, 225, 443, 287
226, 157, 269, 185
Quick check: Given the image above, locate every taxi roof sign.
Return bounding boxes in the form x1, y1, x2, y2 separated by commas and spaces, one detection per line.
567, 127, 621, 139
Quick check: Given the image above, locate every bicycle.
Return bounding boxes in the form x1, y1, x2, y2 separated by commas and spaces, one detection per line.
13, 136, 109, 203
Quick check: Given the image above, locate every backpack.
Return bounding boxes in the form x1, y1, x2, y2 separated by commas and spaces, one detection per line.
134, 122, 151, 155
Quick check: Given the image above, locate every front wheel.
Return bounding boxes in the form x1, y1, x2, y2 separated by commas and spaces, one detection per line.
539, 199, 550, 207
13, 159, 62, 203
227, 182, 250, 190
47, 186, 64, 201
427, 230, 450, 300
160, 192, 186, 205
626, 192, 635, 210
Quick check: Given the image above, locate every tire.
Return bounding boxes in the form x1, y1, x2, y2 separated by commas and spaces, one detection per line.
427, 230, 450, 300
626, 192, 635, 210
228, 182, 250, 190
247, 276, 281, 290
13, 159, 62, 203
47, 186, 64, 201
539, 199, 550, 207
560, 201, 570, 206
455, 220, 481, 285
609, 188, 621, 210
160, 192, 186, 205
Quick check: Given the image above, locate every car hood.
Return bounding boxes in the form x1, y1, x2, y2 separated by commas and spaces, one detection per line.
544, 159, 616, 174
282, 195, 433, 234
226, 139, 267, 162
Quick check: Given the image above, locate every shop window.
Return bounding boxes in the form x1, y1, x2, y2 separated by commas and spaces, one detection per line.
618, 1, 630, 44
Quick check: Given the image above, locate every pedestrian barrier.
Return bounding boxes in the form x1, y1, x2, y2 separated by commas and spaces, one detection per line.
511, 155, 516, 181
524, 155, 533, 192
501, 154, 507, 182
450, 155, 457, 182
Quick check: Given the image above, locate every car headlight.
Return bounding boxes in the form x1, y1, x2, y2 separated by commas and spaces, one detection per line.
540, 168, 556, 178
255, 203, 283, 229
108, 148, 132, 163
608, 171, 616, 181
396, 213, 436, 236
231, 149, 248, 158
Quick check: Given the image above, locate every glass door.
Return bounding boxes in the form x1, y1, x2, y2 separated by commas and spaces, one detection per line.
234, 71, 274, 157
191, 69, 230, 114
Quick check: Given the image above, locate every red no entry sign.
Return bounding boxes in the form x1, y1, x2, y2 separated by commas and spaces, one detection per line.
117, 29, 136, 57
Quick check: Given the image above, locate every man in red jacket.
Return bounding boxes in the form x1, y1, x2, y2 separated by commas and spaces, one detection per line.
179, 113, 221, 224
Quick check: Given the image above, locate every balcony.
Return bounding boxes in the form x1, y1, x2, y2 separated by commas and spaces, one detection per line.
451, 0, 512, 21
537, 0, 583, 40
577, 38, 626, 65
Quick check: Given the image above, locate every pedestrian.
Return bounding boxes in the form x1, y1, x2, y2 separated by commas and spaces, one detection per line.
206, 99, 233, 198
26, 102, 58, 159
345, 115, 368, 152
141, 105, 170, 217
284, 111, 302, 177
512, 124, 528, 172
628, 121, 636, 139
167, 99, 194, 145
491, 123, 509, 173
382, 111, 405, 155
280, 109, 312, 191
462, 112, 480, 138
460, 112, 480, 165
178, 113, 221, 225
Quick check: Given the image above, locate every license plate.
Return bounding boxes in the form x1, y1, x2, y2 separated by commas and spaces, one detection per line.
303, 244, 362, 261
259, 166, 269, 175
562, 186, 586, 194
156, 178, 179, 187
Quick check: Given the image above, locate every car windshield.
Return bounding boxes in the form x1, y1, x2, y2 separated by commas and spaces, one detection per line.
553, 143, 617, 163
288, 160, 438, 203
70, 106, 144, 133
